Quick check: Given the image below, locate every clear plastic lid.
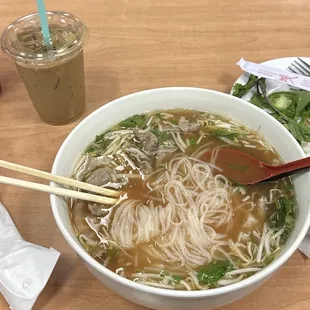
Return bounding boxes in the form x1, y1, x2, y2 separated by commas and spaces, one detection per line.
1, 11, 88, 66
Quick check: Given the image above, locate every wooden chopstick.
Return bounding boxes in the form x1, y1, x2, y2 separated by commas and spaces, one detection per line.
0, 159, 120, 198
0, 175, 118, 205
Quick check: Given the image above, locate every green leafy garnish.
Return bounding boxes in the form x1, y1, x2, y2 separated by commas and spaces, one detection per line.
85, 145, 97, 154
263, 253, 277, 265
273, 197, 294, 229
106, 246, 120, 257
158, 271, 183, 283
197, 261, 233, 286
78, 234, 98, 253
295, 91, 310, 117
287, 120, 310, 143
150, 129, 172, 143
171, 118, 178, 125
208, 128, 241, 139
250, 93, 270, 110
270, 196, 295, 243
287, 121, 305, 142
189, 137, 197, 146
232, 75, 261, 98
284, 180, 295, 193
235, 75, 310, 145
120, 114, 146, 128
86, 133, 111, 155
172, 275, 183, 283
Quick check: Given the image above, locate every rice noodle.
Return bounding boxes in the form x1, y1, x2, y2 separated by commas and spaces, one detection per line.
225, 267, 262, 276
218, 274, 244, 286
266, 189, 283, 204
108, 155, 233, 267
191, 142, 214, 158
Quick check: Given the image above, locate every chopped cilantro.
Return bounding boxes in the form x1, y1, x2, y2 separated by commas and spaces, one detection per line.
85, 133, 111, 154
172, 275, 183, 283
150, 129, 172, 143
207, 128, 241, 139
270, 196, 295, 244
171, 118, 178, 125
189, 137, 197, 146
120, 114, 146, 128
106, 246, 120, 257
232, 75, 261, 98
197, 261, 233, 286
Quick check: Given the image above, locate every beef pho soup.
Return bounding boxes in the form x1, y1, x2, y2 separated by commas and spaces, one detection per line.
70, 109, 296, 291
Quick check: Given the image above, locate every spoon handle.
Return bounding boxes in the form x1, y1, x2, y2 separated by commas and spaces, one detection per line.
269, 156, 310, 176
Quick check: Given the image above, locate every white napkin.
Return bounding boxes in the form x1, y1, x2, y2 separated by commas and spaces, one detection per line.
236, 58, 310, 91
0, 202, 60, 310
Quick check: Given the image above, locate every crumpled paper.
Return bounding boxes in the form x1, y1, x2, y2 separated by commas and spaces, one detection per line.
0, 202, 60, 310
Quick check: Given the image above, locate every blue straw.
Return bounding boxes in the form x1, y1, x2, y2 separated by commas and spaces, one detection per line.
36, 0, 51, 46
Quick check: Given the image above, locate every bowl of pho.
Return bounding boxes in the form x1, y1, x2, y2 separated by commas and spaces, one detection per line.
51, 87, 310, 310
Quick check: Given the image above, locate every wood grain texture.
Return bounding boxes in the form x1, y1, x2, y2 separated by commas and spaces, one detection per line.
1, 0, 310, 309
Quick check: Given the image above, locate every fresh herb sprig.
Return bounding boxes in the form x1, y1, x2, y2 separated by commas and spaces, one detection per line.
232, 75, 310, 144
269, 196, 295, 244
232, 75, 261, 98
197, 261, 233, 287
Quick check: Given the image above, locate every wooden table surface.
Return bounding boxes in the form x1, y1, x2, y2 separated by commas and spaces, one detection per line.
1, 0, 310, 309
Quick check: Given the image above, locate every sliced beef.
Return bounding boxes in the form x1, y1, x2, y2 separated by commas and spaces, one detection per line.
179, 121, 201, 132
124, 147, 149, 162
124, 146, 154, 175
155, 146, 178, 168
139, 161, 154, 175
133, 129, 158, 153
88, 203, 108, 217
85, 167, 113, 186
76, 155, 112, 181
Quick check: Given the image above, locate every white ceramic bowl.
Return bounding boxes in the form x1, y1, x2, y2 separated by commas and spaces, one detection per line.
51, 87, 310, 310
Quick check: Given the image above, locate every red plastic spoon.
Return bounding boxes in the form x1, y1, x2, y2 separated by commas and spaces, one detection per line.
204, 148, 310, 185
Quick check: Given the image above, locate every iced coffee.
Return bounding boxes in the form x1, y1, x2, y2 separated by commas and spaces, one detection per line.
1, 12, 88, 125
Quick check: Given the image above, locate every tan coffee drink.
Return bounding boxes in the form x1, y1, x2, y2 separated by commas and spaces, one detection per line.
1, 12, 88, 125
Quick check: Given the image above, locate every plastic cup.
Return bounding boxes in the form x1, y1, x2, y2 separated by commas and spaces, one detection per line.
1, 11, 88, 125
